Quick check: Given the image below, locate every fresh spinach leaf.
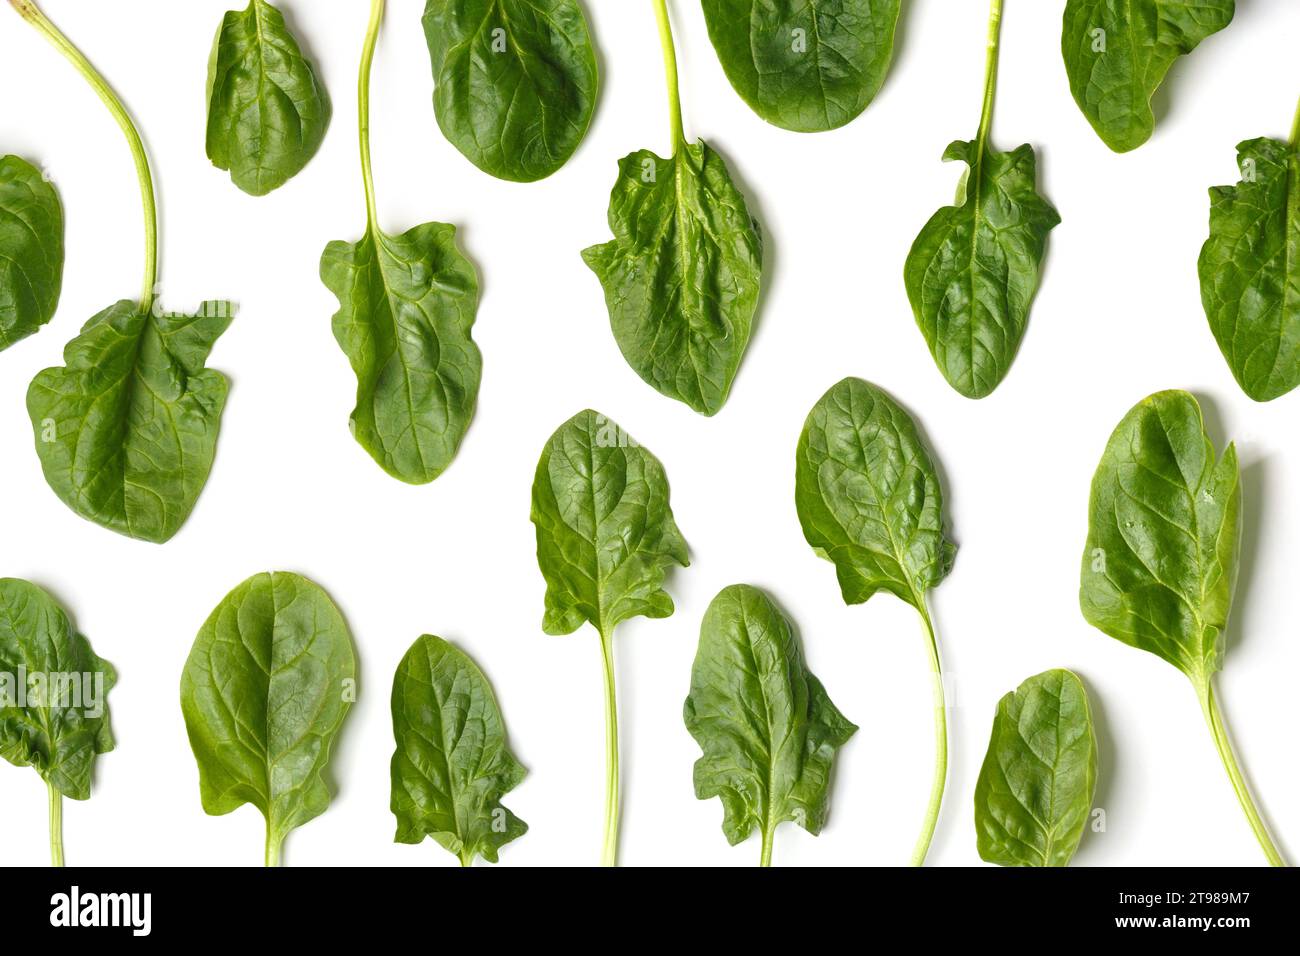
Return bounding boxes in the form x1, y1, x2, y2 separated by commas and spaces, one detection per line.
205, 0, 331, 196
180, 571, 356, 866
904, 0, 1058, 399
974, 669, 1097, 867
390, 634, 527, 866
0, 578, 115, 866
1081, 390, 1285, 866
684, 584, 856, 866
1198, 112, 1300, 402
322, 0, 481, 484
13, 1, 234, 543
794, 376, 955, 865
1062, 0, 1235, 153
0, 154, 63, 351
699, 0, 902, 132
582, 0, 763, 416
530, 408, 689, 865
423, 0, 598, 182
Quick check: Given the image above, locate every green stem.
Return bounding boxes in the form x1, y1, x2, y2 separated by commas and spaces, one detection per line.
1197, 680, 1286, 866
651, 0, 685, 151
264, 824, 282, 867
599, 627, 620, 866
358, 0, 385, 228
11, 0, 158, 312
976, 0, 1003, 150
1289, 93, 1300, 148
910, 596, 948, 867
759, 827, 774, 867
47, 780, 64, 867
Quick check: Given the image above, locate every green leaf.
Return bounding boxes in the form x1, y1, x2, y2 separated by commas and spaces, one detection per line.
582, 142, 763, 415
974, 669, 1097, 867
1080, 390, 1239, 684
699, 0, 902, 132
423, 0, 598, 182
904, 139, 1060, 398
684, 584, 856, 864
0, 154, 64, 351
26, 299, 234, 543
321, 222, 481, 484
794, 377, 955, 610
205, 0, 330, 196
530, 409, 689, 637
1198, 136, 1300, 401
1061, 0, 1235, 153
180, 571, 356, 863
390, 634, 527, 866
0, 578, 115, 801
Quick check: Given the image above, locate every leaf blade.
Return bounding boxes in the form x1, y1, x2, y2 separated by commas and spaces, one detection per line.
0, 154, 64, 351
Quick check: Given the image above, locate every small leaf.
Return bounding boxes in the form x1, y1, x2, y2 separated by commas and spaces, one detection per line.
0, 154, 64, 351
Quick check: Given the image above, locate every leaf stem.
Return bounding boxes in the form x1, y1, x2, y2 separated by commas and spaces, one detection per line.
976, 0, 1003, 149
264, 823, 282, 867
1197, 680, 1286, 866
357, 0, 385, 228
910, 595, 948, 867
759, 827, 774, 867
47, 780, 64, 867
651, 0, 685, 151
599, 627, 621, 866
1290, 93, 1300, 149
11, 0, 158, 311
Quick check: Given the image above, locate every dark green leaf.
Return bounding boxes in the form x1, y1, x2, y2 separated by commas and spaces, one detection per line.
684, 584, 856, 862
390, 634, 527, 866
26, 299, 234, 543
974, 669, 1097, 867
582, 142, 763, 415
423, 0, 598, 182
0, 154, 63, 351
1061, 0, 1235, 153
699, 0, 901, 132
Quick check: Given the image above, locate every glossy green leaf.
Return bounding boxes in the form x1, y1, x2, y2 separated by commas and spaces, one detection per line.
904, 139, 1060, 398
1061, 0, 1235, 153
795, 377, 955, 610
1198, 136, 1300, 401
423, 0, 598, 182
180, 571, 355, 864
699, 0, 901, 132
205, 0, 331, 196
0, 154, 64, 351
582, 142, 763, 415
0, 578, 115, 801
26, 299, 234, 543
974, 669, 1097, 867
390, 634, 527, 866
684, 584, 856, 864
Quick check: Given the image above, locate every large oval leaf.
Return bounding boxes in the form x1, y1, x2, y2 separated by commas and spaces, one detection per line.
390, 634, 527, 865
0, 154, 64, 351
974, 669, 1097, 867
423, 0, 598, 182
26, 299, 233, 543
699, 0, 901, 132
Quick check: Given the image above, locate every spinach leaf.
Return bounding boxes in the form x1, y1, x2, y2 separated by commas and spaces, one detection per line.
1062, 0, 1235, 153
180, 571, 356, 866
582, 0, 763, 416
974, 669, 1097, 867
423, 0, 598, 182
0, 154, 64, 351
390, 634, 527, 866
0, 578, 115, 866
14, 2, 234, 543
205, 0, 331, 196
684, 584, 856, 866
794, 376, 955, 865
699, 0, 902, 132
322, 0, 481, 484
1198, 114, 1300, 402
903, 0, 1059, 399
1081, 390, 1285, 866
530, 409, 689, 865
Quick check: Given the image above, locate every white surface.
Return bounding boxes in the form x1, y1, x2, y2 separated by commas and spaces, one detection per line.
1, 0, 1297, 868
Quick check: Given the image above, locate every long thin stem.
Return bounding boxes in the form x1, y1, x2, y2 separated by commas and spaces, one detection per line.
598, 628, 621, 866
358, 0, 385, 227
264, 823, 282, 867
759, 827, 774, 867
11, 0, 158, 312
976, 0, 1003, 149
1289, 93, 1300, 148
1198, 680, 1286, 866
651, 0, 685, 151
910, 595, 948, 867
47, 780, 64, 867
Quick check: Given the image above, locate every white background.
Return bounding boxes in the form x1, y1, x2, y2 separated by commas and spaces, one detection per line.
1, 0, 1297, 868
